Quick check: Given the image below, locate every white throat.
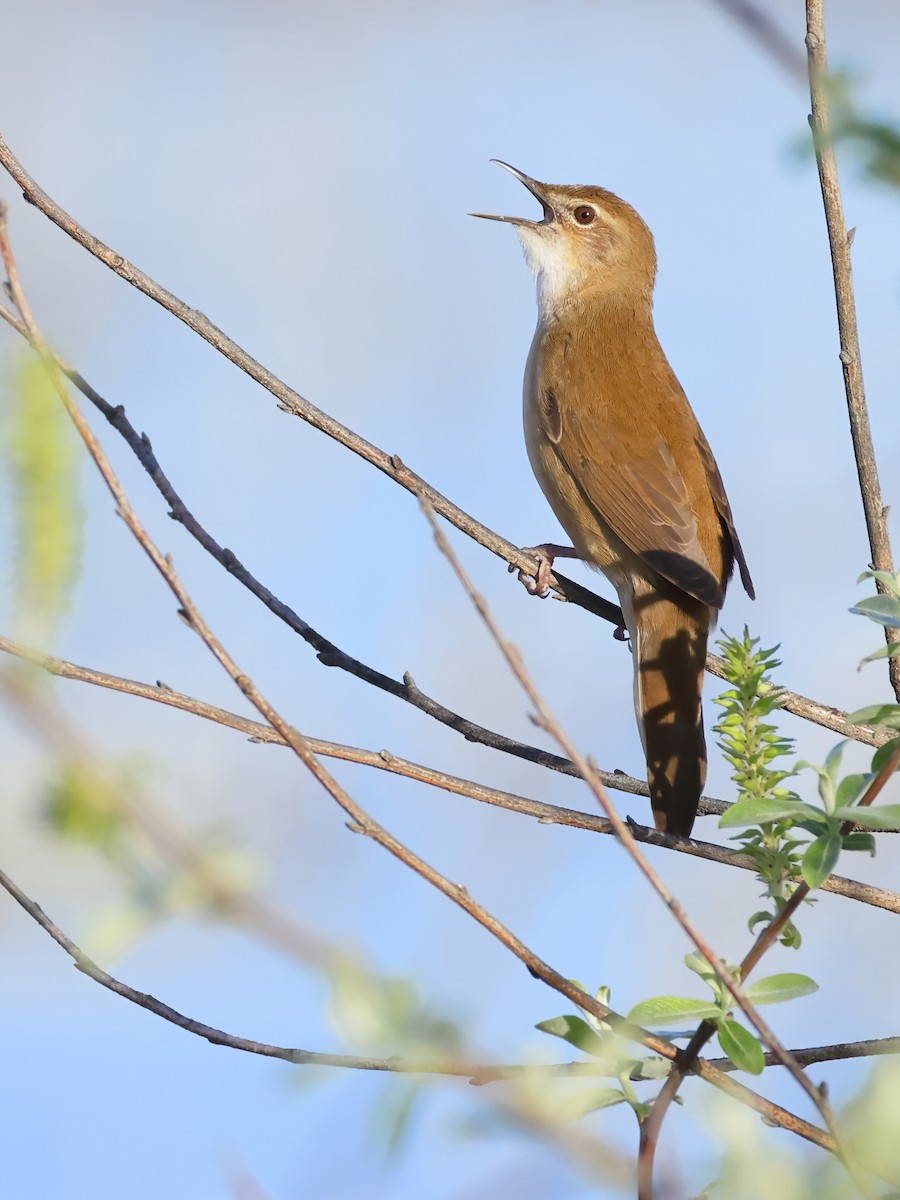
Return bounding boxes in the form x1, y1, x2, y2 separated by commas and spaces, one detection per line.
516, 226, 585, 317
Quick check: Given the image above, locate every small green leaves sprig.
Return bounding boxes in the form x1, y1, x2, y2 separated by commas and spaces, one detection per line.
536, 985, 671, 1121
534, 962, 815, 1101
712, 630, 805, 944
717, 587, 900, 917
627, 954, 817, 1076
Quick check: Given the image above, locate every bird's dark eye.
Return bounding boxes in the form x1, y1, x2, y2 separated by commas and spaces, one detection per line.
574, 206, 596, 225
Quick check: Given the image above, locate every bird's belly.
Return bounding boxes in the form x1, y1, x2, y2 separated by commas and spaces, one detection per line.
523, 422, 633, 593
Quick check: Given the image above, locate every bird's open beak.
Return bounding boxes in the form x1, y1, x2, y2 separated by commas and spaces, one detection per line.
469, 160, 555, 226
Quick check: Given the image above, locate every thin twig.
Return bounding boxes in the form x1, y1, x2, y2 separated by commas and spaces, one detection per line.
804, 0, 900, 701
0, 152, 889, 751
4, 633, 897, 913
0, 662, 350, 971
0, 862, 640, 1185
1, 851, 896, 1091
0, 852, 839, 1160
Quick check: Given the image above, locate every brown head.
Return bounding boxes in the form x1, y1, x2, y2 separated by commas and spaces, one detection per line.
472, 161, 657, 316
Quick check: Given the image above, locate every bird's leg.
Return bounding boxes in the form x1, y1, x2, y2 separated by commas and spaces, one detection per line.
509, 543, 579, 597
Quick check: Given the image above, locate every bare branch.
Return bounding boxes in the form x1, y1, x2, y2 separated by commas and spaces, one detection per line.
708, 1, 900, 702
3, 632, 897, 914
0, 850, 839, 1161
2, 845, 896, 1095
804, 2, 900, 699
0, 135, 614, 620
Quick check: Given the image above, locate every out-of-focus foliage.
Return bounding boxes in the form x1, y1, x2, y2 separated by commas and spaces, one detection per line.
827, 73, 900, 192
707, 1057, 900, 1198
1, 353, 82, 643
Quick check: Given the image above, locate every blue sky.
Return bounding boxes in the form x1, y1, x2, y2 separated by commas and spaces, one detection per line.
1, 1, 900, 1196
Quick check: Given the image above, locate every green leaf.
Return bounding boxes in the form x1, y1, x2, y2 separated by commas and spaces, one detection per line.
627, 996, 722, 1026
44, 761, 124, 848
630, 1057, 672, 1081
2, 355, 84, 642
858, 642, 900, 667
743, 974, 818, 1006
850, 595, 900, 628
857, 569, 900, 594
559, 1087, 627, 1119
748, 910, 774, 934
535, 1015, 609, 1057
835, 772, 873, 809
718, 796, 826, 829
801, 831, 842, 888
683, 951, 721, 985
846, 704, 900, 730
841, 831, 876, 854
717, 1019, 765, 1075
807, 744, 846, 811
872, 738, 900, 773
832, 804, 900, 831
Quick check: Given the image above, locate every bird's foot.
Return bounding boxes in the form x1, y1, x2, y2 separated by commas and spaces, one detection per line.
613, 623, 630, 643
508, 543, 579, 598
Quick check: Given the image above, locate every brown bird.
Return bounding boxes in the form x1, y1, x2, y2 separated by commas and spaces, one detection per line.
473, 162, 753, 836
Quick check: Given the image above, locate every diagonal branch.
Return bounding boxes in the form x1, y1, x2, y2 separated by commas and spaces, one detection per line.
0, 853, 839, 1170
0, 299, 668, 803
0, 134, 613, 622
805, 0, 900, 700
707, 0, 807, 81
0, 864, 641, 1187
3, 631, 898, 913
0, 304, 887, 782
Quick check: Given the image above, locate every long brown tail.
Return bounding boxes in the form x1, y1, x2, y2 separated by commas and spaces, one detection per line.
628, 582, 711, 837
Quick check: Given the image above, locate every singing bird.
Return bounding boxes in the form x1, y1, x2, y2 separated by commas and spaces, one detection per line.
473, 162, 753, 836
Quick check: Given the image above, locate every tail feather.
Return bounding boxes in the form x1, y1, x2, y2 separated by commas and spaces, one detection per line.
628, 583, 710, 836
